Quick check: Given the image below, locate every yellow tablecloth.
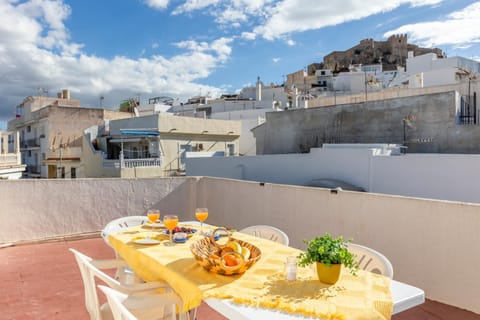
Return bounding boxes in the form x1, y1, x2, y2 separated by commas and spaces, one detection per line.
109, 224, 393, 320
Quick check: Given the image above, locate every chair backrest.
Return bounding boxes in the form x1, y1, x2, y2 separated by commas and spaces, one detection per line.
70, 248, 122, 320
347, 243, 394, 279
101, 216, 149, 248
98, 285, 137, 320
239, 225, 290, 246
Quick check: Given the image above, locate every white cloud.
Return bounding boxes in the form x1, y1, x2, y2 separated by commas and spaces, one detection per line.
144, 0, 170, 10
253, 0, 446, 40
384, 2, 480, 47
272, 57, 281, 63
241, 31, 256, 40
170, 0, 446, 41
0, 0, 233, 121
173, 0, 274, 25
172, 0, 220, 14
286, 39, 295, 46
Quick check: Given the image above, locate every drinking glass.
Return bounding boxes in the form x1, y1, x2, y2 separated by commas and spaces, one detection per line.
147, 209, 160, 224
163, 215, 178, 246
195, 208, 209, 235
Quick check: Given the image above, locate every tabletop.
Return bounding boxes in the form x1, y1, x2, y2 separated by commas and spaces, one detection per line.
108, 222, 423, 320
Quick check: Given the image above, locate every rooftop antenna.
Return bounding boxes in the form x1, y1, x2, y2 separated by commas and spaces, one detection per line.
37, 87, 48, 97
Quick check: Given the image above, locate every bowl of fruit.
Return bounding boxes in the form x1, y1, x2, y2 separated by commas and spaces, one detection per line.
164, 226, 197, 237
190, 228, 262, 275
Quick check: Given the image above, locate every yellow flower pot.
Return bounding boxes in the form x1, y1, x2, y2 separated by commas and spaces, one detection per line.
316, 262, 341, 284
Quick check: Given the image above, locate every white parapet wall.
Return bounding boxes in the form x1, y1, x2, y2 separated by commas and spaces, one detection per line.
187, 147, 480, 204
0, 177, 198, 243
197, 176, 480, 315
0, 177, 479, 314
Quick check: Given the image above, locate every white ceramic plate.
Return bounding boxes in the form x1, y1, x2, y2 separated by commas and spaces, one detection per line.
134, 237, 161, 245
148, 222, 164, 228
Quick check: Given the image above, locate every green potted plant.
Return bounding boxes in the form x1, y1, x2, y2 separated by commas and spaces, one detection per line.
298, 233, 359, 284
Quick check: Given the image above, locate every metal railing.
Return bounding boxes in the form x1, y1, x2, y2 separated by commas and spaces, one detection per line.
25, 165, 41, 174
122, 158, 161, 168
0, 154, 18, 164
21, 138, 40, 148
459, 96, 477, 125
103, 157, 162, 169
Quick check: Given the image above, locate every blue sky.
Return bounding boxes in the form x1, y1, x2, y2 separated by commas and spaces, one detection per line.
1, 0, 480, 129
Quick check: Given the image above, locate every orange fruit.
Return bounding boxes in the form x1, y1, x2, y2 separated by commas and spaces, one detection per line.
220, 247, 234, 256
223, 255, 239, 267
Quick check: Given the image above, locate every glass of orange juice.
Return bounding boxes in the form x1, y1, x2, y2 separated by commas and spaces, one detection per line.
147, 209, 160, 224
195, 208, 209, 235
163, 215, 178, 246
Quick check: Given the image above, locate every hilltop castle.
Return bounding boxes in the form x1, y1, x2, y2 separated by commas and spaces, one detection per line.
321, 34, 443, 72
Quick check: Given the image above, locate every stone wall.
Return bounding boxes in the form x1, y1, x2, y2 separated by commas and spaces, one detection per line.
254, 91, 480, 154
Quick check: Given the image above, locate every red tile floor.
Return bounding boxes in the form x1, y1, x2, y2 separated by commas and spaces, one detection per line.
1, 236, 478, 320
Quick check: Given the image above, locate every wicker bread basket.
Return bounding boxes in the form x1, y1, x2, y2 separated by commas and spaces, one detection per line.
190, 229, 262, 275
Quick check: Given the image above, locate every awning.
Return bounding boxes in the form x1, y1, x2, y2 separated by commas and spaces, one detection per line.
120, 129, 160, 136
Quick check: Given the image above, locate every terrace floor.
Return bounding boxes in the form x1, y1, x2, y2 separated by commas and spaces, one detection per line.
1, 236, 479, 320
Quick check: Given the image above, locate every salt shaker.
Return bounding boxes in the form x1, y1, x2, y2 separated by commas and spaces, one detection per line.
285, 256, 297, 281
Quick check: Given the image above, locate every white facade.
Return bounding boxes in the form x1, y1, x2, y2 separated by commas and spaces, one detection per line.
85, 114, 241, 178
186, 145, 480, 204
332, 71, 383, 94
7, 95, 132, 179
0, 130, 25, 179
407, 53, 480, 88
211, 109, 269, 155
170, 79, 288, 116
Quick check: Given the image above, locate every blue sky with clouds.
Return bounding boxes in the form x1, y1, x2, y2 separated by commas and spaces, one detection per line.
1, 0, 480, 129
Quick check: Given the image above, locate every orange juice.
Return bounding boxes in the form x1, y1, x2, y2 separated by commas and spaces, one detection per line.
195, 210, 208, 222
147, 210, 160, 223
163, 216, 179, 230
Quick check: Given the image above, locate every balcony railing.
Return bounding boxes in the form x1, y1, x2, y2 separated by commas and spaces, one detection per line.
0, 154, 18, 164
122, 158, 161, 168
25, 165, 41, 174
21, 138, 40, 148
102, 157, 162, 169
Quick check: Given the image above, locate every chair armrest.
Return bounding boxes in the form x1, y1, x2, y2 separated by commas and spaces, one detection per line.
124, 292, 185, 318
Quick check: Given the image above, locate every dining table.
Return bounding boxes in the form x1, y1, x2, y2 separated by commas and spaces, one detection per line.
108, 221, 425, 320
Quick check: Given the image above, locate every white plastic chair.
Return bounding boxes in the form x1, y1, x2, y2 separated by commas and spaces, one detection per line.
347, 243, 394, 279
98, 285, 190, 320
98, 285, 137, 320
239, 225, 290, 246
69, 248, 187, 320
101, 216, 150, 284
101, 216, 149, 248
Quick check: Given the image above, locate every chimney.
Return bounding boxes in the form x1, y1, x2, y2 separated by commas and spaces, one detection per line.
256, 76, 262, 101
62, 89, 70, 100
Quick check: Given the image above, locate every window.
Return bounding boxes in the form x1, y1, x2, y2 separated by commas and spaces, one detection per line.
71, 167, 76, 179
61, 167, 65, 179
28, 150, 32, 157
227, 144, 235, 156
27, 126, 31, 133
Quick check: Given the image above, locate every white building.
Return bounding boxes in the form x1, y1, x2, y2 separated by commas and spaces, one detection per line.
166, 78, 286, 156
83, 113, 241, 178
406, 52, 480, 88
7, 92, 132, 178
0, 130, 25, 179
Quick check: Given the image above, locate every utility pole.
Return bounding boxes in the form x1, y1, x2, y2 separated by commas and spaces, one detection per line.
364, 71, 368, 102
